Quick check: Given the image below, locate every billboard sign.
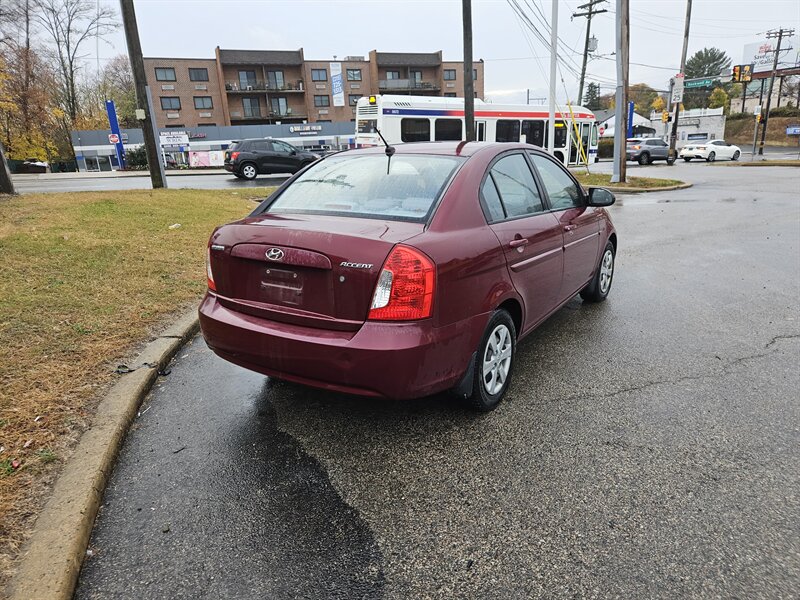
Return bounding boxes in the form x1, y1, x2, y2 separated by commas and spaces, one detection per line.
743, 36, 800, 73
330, 62, 345, 107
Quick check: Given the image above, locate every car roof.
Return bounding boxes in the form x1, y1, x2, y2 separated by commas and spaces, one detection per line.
343, 141, 544, 158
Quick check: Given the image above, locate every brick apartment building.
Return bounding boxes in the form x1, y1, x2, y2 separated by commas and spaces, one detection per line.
143, 48, 484, 129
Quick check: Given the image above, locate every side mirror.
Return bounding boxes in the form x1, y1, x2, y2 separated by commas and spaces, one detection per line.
290, 149, 297, 155
587, 187, 615, 207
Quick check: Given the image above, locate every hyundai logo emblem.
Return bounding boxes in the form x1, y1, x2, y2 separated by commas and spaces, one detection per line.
265, 248, 284, 261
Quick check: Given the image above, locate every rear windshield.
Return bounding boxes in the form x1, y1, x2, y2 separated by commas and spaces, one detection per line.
264, 154, 463, 222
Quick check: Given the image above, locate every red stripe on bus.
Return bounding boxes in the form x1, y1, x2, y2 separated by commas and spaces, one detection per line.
442, 110, 594, 119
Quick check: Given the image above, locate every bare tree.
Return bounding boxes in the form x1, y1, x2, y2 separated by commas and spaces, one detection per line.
33, 0, 118, 121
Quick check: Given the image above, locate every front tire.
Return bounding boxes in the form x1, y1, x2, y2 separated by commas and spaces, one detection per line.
581, 241, 615, 303
466, 310, 516, 412
706, 151, 716, 163
683, 157, 692, 162
240, 162, 258, 180
732, 150, 740, 161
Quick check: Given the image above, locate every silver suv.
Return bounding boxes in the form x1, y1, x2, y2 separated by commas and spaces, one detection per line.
626, 137, 674, 165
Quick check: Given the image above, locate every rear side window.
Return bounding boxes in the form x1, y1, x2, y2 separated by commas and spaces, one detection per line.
264, 154, 463, 222
488, 153, 543, 218
401, 118, 430, 142
251, 140, 272, 152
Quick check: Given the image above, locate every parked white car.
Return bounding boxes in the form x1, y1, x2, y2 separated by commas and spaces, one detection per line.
679, 140, 741, 162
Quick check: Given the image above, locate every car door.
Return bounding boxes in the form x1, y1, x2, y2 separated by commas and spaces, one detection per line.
482, 152, 564, 332
250, 140, 276, 173
528, 152, 602, 300
272, 140, 301, 173
718, 141, 733, 159
653, 139, 669, 160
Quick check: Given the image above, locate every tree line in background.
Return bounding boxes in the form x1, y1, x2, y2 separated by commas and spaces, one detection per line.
0, 0, 134, 162
583, 46, 798, 117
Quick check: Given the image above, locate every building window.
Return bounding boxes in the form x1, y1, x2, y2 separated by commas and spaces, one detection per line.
164, 124, 185, 128
188, 68, 208, 81
473, 69, 478, 81
410, 70, 422, 82
349, 94, 362, 106
444, 69, 456, 80
386, 70, 400, 80
444, 93, 456, 97
266, 70, 285, 89
314, 95, 330, 107
197, 123, 217, 127
238, 70, 257, 88
155, 67, 176, 81
346, 68, 362, 81
194, 96, 213, 109
271, 97, 288, 115
160, 96, 181, 110
311, 68, 327, 81
242, 97, 260, 117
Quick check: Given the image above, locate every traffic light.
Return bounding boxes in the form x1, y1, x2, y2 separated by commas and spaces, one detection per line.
662, 111, 669, 123
742, 64, 753, 82
731, 65, 741, 82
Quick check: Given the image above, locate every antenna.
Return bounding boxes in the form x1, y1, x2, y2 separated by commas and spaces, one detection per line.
374, 126, 395, 174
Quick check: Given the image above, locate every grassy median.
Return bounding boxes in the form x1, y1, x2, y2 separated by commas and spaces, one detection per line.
573, 172, 685, 189
0, 187, 272, 584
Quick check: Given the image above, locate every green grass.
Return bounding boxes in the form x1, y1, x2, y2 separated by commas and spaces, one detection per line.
573, 172, 685, 189
0, 187, 273, 583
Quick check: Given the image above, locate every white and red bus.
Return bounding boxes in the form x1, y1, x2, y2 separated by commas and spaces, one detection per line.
355, 94, 599, 166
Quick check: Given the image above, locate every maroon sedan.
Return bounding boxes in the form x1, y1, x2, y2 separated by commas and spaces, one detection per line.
200, 142, 616, 411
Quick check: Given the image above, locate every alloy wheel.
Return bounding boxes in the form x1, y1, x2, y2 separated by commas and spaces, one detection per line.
482, 324, 512, 396
242, 165, 257, 179
599, 249, 614, 294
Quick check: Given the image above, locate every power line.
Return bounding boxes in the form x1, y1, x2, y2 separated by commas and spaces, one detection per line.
573, 0, 608, 105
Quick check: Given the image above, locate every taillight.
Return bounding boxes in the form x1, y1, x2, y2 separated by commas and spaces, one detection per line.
368, 245, 435, 321
206, 246, 216, 291
632, 145, 641, 150
230, 151, 240, 161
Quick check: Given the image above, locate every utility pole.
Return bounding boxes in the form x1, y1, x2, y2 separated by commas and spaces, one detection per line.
758, 28, 794, 155
462, 0, 475, 142
548, 0, 558, 157
0, 142, 16, 195
119, 0, 166, 188
573, 0, 607, 106
610, 0, 628, 183
668, 0, 692, 164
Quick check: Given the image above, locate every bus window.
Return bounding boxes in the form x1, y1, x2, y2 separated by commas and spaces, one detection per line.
357, 119, 377, 134
477, 121, 486, 141
401, 118, 430, 142
496, 120, 520, 142
434, 118, 462, 141
521, 120, 545, 147
591, 123, 599, 146
554, 121, 568, 148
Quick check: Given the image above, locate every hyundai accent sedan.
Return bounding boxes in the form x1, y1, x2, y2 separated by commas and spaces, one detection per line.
199, 142, 617, 411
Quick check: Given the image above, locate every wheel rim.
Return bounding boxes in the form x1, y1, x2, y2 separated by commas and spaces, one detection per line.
599, 249, 614, 294
482, 324, 512, 396
243, 165, 256, 178
708, 152, 715, 161
733, 151, 739, 160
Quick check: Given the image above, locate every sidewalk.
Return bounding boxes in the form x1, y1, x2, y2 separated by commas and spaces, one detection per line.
12, 169, 229, 181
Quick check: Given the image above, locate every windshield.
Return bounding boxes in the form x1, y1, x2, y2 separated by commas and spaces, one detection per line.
265, 154, 463, 222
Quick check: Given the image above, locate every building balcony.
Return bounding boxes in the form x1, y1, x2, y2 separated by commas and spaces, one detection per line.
225, 81, 305, 93
230, 109, 307, 122
378, 79, 441, 92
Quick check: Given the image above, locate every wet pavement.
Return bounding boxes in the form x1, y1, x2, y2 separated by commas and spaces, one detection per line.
11, 173, 289, 194
75, 165, 800, 598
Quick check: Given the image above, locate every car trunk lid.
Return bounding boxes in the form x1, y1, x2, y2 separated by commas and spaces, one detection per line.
209, 214, 424, 330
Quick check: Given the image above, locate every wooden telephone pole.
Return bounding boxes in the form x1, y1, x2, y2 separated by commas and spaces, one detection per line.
668, 0, 692, 164
758, 28, 794, 155
0, 143, 16, 195
573, 0, 607, 106
462, 0, 475, 141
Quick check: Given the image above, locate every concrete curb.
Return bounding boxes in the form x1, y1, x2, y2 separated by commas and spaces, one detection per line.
605, 182, 693, 194
5, 310, 200, 600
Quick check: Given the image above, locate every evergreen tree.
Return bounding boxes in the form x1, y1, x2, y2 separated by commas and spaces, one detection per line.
583, 82, 601, 110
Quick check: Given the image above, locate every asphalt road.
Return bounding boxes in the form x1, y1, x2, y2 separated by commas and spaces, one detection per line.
11, 173, 290, 194
76, 165, 800, 599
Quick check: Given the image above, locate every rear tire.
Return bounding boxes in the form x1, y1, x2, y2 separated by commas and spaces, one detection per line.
732, 150, 740, 161
465, 310, 516, 412
580, 241, 615, 303
706, 151, 716, 163
240, 162, 258, 180
638, 152, 650, 165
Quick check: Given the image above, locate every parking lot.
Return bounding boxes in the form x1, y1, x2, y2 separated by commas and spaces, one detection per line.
75, 164, 799, 598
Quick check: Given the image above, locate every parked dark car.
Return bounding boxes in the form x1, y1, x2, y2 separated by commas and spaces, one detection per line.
224, 138, 319, 180
626, 137, 674, 165
200, 142, 617, 411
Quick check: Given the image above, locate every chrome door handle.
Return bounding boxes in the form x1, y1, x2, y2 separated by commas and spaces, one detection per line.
563, 225, 577, 232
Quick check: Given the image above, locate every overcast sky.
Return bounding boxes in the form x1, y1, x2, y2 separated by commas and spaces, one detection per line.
97, 0, 800, 106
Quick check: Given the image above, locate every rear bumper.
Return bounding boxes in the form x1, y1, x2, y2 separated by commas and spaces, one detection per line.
198, 293, 487, 400
224, 163, 236, 173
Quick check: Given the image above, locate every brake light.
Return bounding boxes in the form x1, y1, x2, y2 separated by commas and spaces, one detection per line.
368, 245, 435, 321
632, 145, 641, 150
206, 246, 216, 291
230, 151, 240, 161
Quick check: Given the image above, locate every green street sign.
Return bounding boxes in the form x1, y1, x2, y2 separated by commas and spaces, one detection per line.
685, 78, 715, 89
